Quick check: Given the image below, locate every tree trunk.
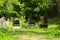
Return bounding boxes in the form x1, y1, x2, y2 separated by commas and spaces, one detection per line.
40, 15, 48, 28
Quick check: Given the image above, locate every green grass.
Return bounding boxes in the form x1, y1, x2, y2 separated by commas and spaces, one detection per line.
1, 28, 59, 37
48, 24, 58, 28
0, 23, 60, 40
0, 27, 60, 40
0, 30, 14, 40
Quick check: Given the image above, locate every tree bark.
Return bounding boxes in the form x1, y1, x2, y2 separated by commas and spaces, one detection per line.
40, 15, 48, 28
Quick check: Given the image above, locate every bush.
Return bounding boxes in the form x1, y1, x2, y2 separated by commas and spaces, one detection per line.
20, 17, 28, 28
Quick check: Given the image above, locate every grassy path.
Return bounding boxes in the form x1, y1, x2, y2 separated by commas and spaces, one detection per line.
0, 28, 60, 40
12, 35, 60, 40
6, 28, 59, 40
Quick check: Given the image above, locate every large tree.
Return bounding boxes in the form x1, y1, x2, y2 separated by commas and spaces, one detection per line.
18, 0, 56, 28
0, 0, 13, 20
19, 0, 56, 21
0, 0, 56, 22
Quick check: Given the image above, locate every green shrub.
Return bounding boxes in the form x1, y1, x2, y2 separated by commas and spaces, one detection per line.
20, 17, 28, 28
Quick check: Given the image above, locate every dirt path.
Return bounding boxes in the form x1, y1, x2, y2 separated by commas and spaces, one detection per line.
13, 35, 60, 40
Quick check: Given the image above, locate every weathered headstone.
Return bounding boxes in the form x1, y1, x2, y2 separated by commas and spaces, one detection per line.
13, 19, 21, 29
0, 19, 2, 28
0, 17, 9, 28
5, 20, 9, 27
13, 20, 20, 26
1, 17, 6, 28
28, 19, 35, 28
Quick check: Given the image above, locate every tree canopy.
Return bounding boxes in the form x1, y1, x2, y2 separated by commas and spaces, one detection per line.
0, 0, 56, 21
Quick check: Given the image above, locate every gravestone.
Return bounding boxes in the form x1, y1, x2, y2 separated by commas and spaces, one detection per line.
13, 20, 20, 26
0, 19, 2, 28
13, 20, 21, 29
0, 17, 9, 28
28, 19, 35, 28
5, 20, 9, 27
1, 17, 6, 28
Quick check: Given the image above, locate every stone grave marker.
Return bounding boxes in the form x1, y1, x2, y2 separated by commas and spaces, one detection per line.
0, 19, 2, 28
27, 19, 35, 28
1, 17, 6, 28
0, 17, 9, 28
12, 19, 21, 29
5, 19, 9, 27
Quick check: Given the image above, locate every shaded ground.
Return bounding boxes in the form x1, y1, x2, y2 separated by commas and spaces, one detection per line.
13, 35, 60, 40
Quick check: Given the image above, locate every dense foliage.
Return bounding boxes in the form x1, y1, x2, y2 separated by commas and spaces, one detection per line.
0, 0, 56, 21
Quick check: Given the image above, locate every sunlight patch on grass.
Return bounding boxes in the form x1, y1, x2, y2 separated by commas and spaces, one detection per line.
48, 24, 58, 28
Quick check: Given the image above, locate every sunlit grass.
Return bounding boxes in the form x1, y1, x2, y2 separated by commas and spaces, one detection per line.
48, 24, 58, 28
